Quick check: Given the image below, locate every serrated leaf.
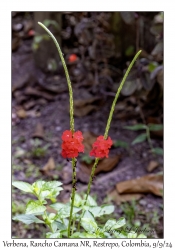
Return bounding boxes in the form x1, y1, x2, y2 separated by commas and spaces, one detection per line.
55, 221, 67, 231
12, 181, 33, 193
148, 124, 163, 131
13, 214, 44, 225
73, 194, 82, 207
113, 231, 128, 238
152, 147, 163, 155
50, 203, 66, 211
83, 210, 95, 221
42, 181, 62, 190
104, 217, 126, 232
98, 205, 115, 217
39, 190, 50, 201
32, 180, 45, 195
104, 219, 117, 231
56, 205, 81, 219
26, 200, 46, 215
50, 221, 58, 233
84, 195, 97, 206
49, 187, 63, 199
114, 217, 126, 228
131, 133, 147, 145
81, 218, 98, 233
88, 206, 101, 217
124, 124, 147, 130
46, 231, 61, 238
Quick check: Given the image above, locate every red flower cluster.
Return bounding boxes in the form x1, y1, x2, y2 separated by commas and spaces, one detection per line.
68, 54, 77, 63
61, 130, 84, 158
90, 135, 113, 158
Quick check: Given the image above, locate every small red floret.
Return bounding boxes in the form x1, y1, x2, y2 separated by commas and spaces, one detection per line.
90, 135, 113, 158
61, 130, 84, 158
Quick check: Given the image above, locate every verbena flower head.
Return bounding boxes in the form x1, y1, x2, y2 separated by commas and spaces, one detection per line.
90, 135, 113, 158
61, 130, 84, 158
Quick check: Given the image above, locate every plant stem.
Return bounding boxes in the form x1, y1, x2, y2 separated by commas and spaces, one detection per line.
38, 22, 74, 132
77, 158, 99, 230
78, 50, 142, 230
104, 50, 142, 139
38, 22, 77, 237
84, 158, 99, 205
67, 158, 76, 237
71, 217, 76, 235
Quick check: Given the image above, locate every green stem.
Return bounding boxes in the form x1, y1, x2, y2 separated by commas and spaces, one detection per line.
104, 50, 142, 139
67, 158, 76, 237
78, 50, 142, 230
71, 217, 76, 235
84, 158, 99, 206
38, 22, 74, 132
38, 22, 77, 237
78, 158, 99, 230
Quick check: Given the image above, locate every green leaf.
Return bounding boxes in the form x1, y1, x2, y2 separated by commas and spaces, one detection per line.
98, 205, 115, 217
42, 181, 62, 190
39, 190, 50, 201
73, 194, 82, 207
131, 133, 147, 145
148, 124, 163, 131
45, 213, 56, 224
113, 231, 128, 238
104, 219, 116, 231
137, 234, 147, 238
32, 180, 45, 195
114, 140, 128, 149
55, 221, 67, 231
81, 218, 98, 233
89, 205, 114, 218
49, 187, 63, 197
46, 231, 61, 238
104, 217, 126, 232
13, 214, 44, 225
152, 147, 163, 155
124, 124, 147, 130
50, 203, 66, 211
26, 200, 46, 215
115, 217, 126, 229
12, 181, 33, 193
50, 221, 58, 233
55, 205, 81, 219
127, 231, 137, 238
88, 206, 101, 217
83, 210, 95, 221
84, 195, 97, 206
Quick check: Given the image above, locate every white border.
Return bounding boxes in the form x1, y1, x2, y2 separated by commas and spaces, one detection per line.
1, 0, 175, 249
